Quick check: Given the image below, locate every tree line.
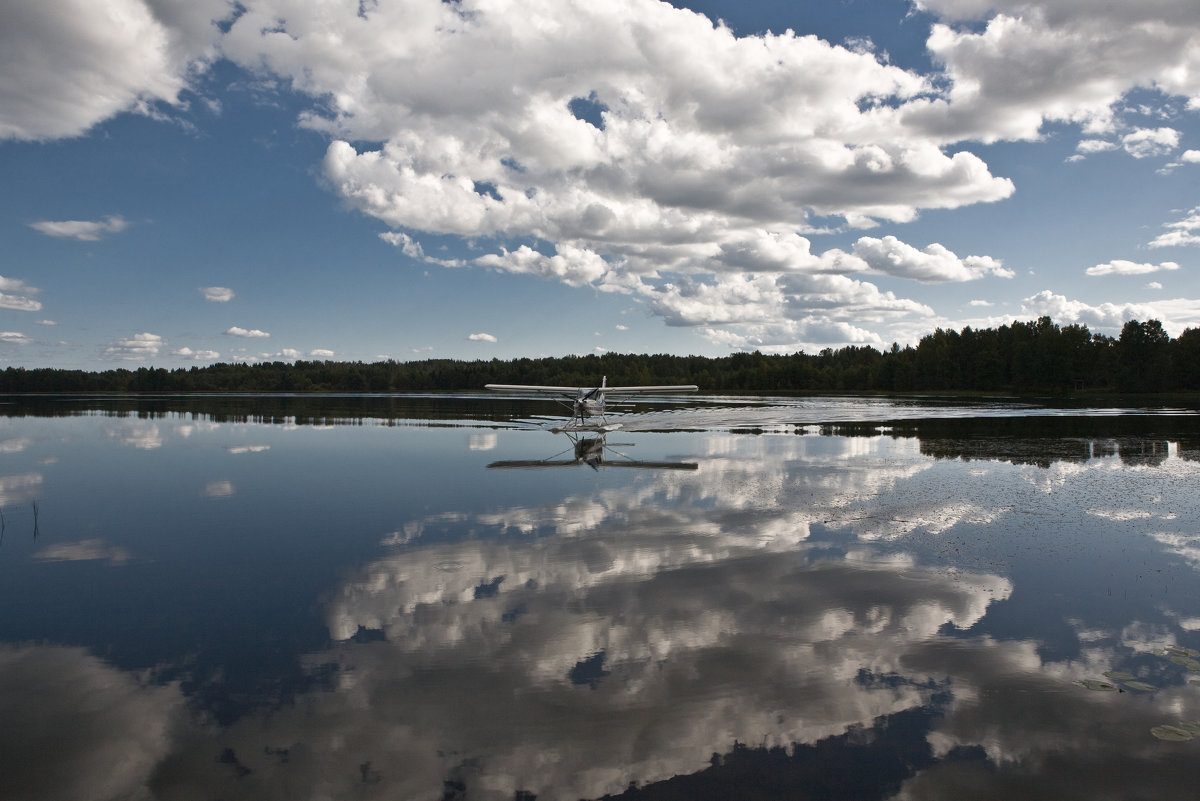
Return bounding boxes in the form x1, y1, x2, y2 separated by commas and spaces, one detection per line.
1, 317, 1197, 395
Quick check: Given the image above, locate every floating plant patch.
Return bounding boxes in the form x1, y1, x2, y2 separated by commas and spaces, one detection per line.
1151, 725, 1194, 742
1123, 681, 1158, 692
1076, 679, 1116, 691
1169, 655, 1200, 672
1103, 670, 1136, 681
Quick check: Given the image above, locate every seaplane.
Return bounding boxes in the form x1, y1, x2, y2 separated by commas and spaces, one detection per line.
484, 376, 698, 431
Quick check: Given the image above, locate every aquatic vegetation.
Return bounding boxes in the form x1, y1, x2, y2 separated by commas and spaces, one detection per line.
1151, 725, 1194, 741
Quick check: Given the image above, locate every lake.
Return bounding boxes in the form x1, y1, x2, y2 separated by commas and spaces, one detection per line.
1, 393, 1199, 800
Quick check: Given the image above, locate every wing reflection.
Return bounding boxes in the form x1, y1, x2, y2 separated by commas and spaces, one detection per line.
488, 431, 698, 471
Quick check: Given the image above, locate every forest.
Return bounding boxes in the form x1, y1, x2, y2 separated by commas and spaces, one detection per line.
1, 317, 1197, 395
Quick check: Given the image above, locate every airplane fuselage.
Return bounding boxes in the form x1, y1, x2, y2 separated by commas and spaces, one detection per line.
484, 376, 697, 429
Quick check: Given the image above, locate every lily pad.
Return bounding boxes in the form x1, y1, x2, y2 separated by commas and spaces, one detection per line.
1103, 670, 1136, 681
1076, 679, 1116, 691
1124, 681, 1158, 692
1190, 679, 1200, 687
1167, 645, 1200, 658
1151, 725, 1194, 741
1177, 721, 1200, 735
1169, 656, 1200, 671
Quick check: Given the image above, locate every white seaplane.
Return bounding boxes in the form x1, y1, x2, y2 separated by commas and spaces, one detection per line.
484, 376, 698, 430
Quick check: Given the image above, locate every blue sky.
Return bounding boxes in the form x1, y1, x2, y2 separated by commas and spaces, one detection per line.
2, 0, 1199, 369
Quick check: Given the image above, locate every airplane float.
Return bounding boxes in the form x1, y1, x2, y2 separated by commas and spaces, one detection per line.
484, 376, 698, 430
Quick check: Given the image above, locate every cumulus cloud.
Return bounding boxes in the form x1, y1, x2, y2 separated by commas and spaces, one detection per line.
224, 326, 269, 338
379, 231, 425, 259
468, 332, 498, 343
0, 0, 221, 140
309, 348, 334, 358
104, 332, 163, 361
1122, 127, 1180, 159
1076, 139, 1117, 154
173, 346, 219, 361
0, 275, 43, 312
476, 244, 609, 287
1020, 290, 1168, 333
635, 269, 943, 352
852, 235, 1013, 282
1181, 150, 1200, 163
905, 2, 1200, 143
0, 332, 32, 345
0, 294, 41, 312
1087, 260, 1180, 276
199, 286, 234, 302
27, 214, 129, 240
1149, 207, 1200, 248
215, 0, 1025, 344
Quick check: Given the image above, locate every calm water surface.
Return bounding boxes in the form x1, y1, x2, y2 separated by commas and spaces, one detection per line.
1, 394, 1199, 800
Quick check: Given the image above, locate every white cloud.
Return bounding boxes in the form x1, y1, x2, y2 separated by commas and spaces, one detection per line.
104, 332, 163, 361
200, 286, 234, 302
1086, 260, 1181, 277
851, 235, 1012, 282
0, 332, 32, 345
0, 274, 43, 311
646, 270, 932, 342
1121, 127, 1180, 159
615, 324, 629, 330
223, 326, 270, 338
968, 299, 993, 307
28, 215, 129, 241
36, 319, 56, 326
1019, 290, 1186, 333
0, 293, 41, 312
1147, 281, 1163, 290
905, 3, 1200, 143
309, 348, 335, 358
468, 332, 498, 343
173, 346, 219, 361
475, 244, 609, 287
1076, 139, 1116, 154
1149, 207, 1200, 248
0, 0, 221, 140
379, 231, 425, 259
1181, 150, 1200, 163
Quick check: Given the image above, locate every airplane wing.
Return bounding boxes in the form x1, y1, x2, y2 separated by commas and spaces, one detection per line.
484, 384, 582, 394
485, 384, 698, 394
603, 385, 698, 394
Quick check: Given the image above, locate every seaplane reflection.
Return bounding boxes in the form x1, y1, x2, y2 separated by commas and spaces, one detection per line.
488, 431, 698, 471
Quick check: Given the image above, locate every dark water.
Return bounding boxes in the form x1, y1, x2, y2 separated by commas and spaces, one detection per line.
1, 394, 1199, 800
